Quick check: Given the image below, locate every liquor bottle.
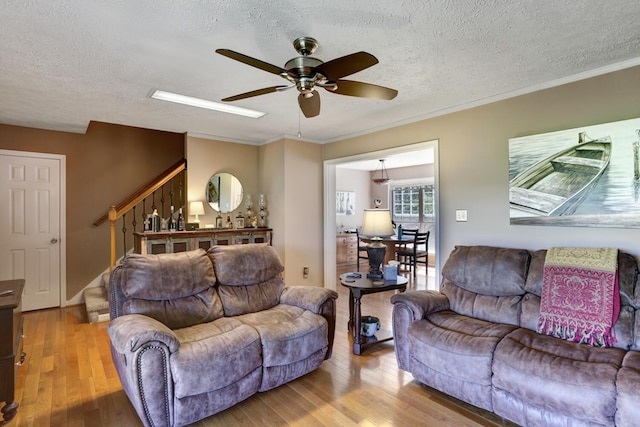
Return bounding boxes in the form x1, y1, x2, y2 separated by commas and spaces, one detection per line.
152, 209, 160, 232
168, 206, 176, 231
216, 212, 223, 229
226, 215, 232, 229
177, 208, 185, 231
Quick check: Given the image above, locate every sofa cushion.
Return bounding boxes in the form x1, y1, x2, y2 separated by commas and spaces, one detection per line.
120, 249, 224, 329
208, 244, 284, 286
616, 351, 640, 426
407, 310, 518, 411
217, 277, 285, 316
170, 317, 262, 399
441, 282, 523, 326
209, 244, 285, 315
236, 304, 328, 367
441, 245, 530, 297
493, 328, 624, 426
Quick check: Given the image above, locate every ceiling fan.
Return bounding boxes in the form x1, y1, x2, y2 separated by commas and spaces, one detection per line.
215, 36, 398, 118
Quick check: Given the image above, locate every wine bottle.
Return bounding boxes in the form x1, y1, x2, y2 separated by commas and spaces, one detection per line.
168, 206, 176, 231
177, 208, 184, 231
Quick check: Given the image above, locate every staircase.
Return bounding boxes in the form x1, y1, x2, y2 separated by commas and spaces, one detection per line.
85, 159, 187, 322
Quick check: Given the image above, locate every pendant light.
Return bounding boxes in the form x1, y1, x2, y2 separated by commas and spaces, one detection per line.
372, 159, 391, 185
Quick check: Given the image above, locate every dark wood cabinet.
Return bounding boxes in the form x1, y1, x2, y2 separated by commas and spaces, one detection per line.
0, 279, 25, 423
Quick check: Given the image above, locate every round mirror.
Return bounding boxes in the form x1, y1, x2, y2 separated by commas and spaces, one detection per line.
206, 172, 243, 213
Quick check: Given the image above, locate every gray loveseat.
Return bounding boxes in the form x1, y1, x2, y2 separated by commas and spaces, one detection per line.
108, 244, 337, 427
392, 245, 640, 426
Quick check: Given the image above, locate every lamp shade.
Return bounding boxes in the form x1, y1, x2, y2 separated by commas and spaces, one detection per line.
360, 209, 394, 237
189, 201, 205, 216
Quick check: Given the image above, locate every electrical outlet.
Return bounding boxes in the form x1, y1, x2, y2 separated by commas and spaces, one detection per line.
303, 267, 309, 278
455, 209, 468, 222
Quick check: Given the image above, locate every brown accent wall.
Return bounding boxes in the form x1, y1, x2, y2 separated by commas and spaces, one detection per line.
0, 121, 185, 301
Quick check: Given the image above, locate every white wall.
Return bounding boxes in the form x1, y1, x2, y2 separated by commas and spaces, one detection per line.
335, 168, 371, 232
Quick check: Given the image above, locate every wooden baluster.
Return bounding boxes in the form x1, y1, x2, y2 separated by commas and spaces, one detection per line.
121, 212, 127, 258
160, 186, 166, 219
141, 199, 147, 230
178, 171, 184, 209
132, 206, 137, 232
169, 178, 174, 209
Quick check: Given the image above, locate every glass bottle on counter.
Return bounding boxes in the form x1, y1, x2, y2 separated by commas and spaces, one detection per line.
177, 208, 185, 231
168, 206, 176, 231
152, 209, 160, 232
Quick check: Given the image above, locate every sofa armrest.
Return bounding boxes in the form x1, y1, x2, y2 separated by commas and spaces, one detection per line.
280, 286, 338, 359
108, 314, 180, 354
280, 286, 338, 314
390, 290, 450, 319
391, 290, 450, 371
108, 314, 179, 427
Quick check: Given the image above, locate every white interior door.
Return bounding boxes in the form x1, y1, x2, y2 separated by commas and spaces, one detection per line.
0, 150, 65, 311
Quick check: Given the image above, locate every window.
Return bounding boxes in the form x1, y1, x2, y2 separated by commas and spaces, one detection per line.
392, 185, 434, 224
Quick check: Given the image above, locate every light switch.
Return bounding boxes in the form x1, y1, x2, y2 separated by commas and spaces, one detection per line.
455, 209, 468, 222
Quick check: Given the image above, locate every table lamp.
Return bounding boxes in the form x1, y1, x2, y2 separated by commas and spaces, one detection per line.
360, 209, 395, 279
189, 201, 205, 224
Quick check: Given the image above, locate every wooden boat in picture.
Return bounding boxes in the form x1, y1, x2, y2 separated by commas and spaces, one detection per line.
509, 132, 612, 216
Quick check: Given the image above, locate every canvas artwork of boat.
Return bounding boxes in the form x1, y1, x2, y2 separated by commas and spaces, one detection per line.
509, 132, 612, 216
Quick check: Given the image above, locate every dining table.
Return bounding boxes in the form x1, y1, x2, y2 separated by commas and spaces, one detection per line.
360, 235, 413, 265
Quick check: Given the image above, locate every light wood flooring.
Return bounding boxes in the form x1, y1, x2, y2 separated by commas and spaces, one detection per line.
10, 263, 513, 426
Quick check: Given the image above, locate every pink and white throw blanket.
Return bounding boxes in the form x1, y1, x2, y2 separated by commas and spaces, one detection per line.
537, 247, 619, 347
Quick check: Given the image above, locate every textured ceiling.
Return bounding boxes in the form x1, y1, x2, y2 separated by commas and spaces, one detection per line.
2, 1, 640, 145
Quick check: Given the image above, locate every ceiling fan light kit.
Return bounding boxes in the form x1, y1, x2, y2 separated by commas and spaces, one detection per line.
216, 37, 398, 118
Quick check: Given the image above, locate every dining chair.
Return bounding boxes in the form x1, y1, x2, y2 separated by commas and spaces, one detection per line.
400, 228, 418, 236
396, 231, 430, 277
355, 229, 369, 272
395, 227, 417, 252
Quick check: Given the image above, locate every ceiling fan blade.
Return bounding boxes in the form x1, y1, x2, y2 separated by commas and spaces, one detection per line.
327, 80, 398, 100
216, 49, 286, 76
298, 91, 320, 118
222, 86, 289, 102
316, 52, 378, 80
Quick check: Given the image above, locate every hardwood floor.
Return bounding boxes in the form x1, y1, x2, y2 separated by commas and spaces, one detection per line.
11, 263, 513, 426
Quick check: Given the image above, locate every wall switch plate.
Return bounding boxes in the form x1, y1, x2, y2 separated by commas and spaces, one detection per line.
455, 209, 468, 222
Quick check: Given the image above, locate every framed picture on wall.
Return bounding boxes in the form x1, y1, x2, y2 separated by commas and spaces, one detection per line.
509, 116, 640, 228
336, 191, 355, 216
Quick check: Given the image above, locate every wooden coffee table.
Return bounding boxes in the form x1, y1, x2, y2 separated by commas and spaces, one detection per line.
339, 273, 408, 355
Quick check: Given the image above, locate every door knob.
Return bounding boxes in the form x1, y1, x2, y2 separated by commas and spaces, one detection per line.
51, 238, 58, 244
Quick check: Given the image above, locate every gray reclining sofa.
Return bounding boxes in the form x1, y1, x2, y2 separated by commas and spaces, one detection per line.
392, 245, 640, 426
108, 244, 337, 427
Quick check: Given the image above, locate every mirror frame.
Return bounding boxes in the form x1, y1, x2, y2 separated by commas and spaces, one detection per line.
206, 172, 243, 213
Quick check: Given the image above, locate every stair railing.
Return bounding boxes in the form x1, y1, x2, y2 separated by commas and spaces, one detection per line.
94, 159, 187, 268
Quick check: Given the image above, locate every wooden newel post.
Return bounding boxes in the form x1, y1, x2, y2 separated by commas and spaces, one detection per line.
108, 205, 117, 269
